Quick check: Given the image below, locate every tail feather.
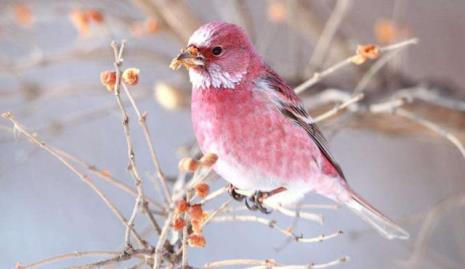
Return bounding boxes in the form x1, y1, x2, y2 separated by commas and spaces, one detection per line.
345, 190, 409, 240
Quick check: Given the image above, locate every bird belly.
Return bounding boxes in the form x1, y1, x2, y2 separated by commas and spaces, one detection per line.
191, 89, 342, 204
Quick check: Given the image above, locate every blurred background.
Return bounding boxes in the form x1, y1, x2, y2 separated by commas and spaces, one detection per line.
1, 0, 465, 268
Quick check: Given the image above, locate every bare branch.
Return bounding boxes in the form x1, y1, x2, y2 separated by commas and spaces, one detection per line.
1, 112, 147, 248
294, 38, 418, 94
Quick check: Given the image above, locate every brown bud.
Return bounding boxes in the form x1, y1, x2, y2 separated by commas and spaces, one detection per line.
69, 9, 90, 36
357, 44, 380, 60
267, 1, 287, 23
14, 4, 33, 26
178, 157, 199, 172
100, 70, 116, 91
199, 153, 218, 167
175, 199, 189, 213
86, 9, 104, 23
188, 233, 206, 248
122, 68, 140, 86
172, 217, 186, 231
191, 219, 203, 233
145, 17, 159, 34
188, 204, 203, 221
194, 183, 210, 198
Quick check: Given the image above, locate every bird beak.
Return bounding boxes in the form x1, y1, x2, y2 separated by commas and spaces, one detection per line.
170, 46, 205, 70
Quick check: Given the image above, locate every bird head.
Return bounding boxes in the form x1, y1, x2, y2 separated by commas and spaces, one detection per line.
170, 22, 258, 89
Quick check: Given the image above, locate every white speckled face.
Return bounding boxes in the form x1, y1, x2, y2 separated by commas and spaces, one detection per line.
185, 22, 253, 90
188, 26, 213, 47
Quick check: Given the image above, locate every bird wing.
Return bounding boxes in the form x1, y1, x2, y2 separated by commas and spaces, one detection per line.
258, 66, 346, 180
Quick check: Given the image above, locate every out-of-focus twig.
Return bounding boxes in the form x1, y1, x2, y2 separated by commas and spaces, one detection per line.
306, 0, 351, 73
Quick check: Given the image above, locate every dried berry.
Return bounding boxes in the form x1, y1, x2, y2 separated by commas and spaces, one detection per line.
194, 183, 210, 198
188, 233, 206, 248
357, 44, 380, 60
199, 153, 218, 167
122, 68, 140, 86
145, 17, 159, 34
100, 70, 116, 91
172, 217, 186, 231
267, 1, 287, 23
14, 4, 33, 26
175, 199, 189, 213
86, 9, 104, 23
178, 157, 199, 172
69, 10, 90, 36
188, 204, 203, 220
191, 219, 203, 233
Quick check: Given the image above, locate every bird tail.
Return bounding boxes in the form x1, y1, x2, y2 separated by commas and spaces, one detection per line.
345, 189, 409, 240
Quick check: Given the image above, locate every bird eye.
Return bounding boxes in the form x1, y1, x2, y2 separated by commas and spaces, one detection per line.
212, 46, 223, 56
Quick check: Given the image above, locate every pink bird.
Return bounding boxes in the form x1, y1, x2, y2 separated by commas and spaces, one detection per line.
171, 21, 409, 240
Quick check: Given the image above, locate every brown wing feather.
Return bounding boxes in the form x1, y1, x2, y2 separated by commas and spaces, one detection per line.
261, 67, 346, 180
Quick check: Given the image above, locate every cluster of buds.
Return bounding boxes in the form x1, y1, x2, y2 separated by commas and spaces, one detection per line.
178, 153, 218, 173
99, 68, 140, 91
351, 44, 380, 65
69, 9, 104, 36
172, 181, 211, 248
131, 17, 160, 37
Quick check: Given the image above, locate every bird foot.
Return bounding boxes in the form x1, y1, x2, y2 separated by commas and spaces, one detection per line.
244, 187, 287, 215
227, 184, 245, 202
245, 191, 272, 214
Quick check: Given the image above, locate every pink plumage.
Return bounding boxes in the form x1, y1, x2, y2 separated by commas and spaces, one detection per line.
173, 21, 409, 240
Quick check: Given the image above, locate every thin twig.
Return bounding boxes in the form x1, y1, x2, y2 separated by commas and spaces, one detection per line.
211, 215, 342, 243
306, 0, 351, 73
111, 41, 163, 248
1, 112, 146, 247
294, 38, 418, 94
313, 93, 364, 123
153, 212, 175, 269
203, 256, 349, 269
66, 248, 153, 269
121, 82, 172, 205
395, 108, 465, 159
111, 41, 148, 246
16, 251, 120, 269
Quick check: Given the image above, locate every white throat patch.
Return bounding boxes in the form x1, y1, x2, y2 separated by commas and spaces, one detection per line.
189, 64, 246, 89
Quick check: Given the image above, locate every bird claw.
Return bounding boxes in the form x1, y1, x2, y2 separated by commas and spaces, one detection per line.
245, 191, 272, 214
227, 184, 245, 202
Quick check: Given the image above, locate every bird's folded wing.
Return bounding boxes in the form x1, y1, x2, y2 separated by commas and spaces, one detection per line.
258, 66, 346, 180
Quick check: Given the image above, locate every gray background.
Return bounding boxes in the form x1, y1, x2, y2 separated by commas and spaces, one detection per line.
1, 0, 465, 268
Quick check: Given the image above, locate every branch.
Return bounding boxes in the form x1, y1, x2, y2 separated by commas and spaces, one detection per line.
294, 38, 418, 94
210, 215, 342, 243
1, 112, 147, 247
66, 248, 153, 269
16, 251, 120, 269
121, 82, 172, 205
203, 256, 349, 269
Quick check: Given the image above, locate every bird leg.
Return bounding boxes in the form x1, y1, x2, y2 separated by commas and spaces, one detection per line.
227, 184, 246, 202
245, 187, 287, 214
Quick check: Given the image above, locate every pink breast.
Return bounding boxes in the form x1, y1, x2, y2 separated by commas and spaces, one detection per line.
191, 86, 321, 182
